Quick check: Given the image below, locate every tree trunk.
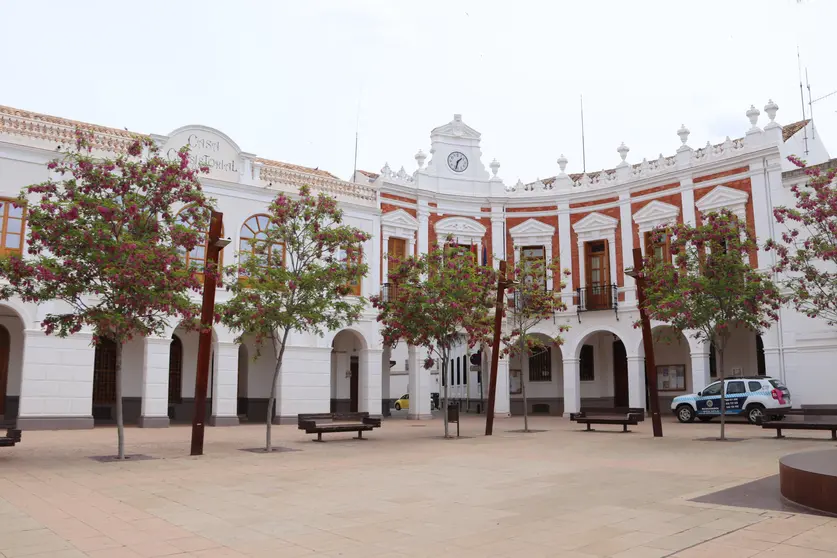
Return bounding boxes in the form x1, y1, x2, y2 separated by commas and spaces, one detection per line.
266, 330, 290, 452
115, 342, 125, 460
442, 352, 450, 438
718, 346, 726, 441
520, 336, 529, 432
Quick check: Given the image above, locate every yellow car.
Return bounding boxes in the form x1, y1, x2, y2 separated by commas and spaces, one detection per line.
394, 394, 409, 411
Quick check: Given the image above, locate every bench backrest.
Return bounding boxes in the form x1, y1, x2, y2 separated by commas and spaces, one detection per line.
297, 412, 370, 424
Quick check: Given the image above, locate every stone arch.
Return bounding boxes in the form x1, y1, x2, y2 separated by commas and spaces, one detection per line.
169, 322, 219, 423
510, 331, 565, 416
571, 327, 635, 408
0, 304, 25, 421
330, 329, 368, 413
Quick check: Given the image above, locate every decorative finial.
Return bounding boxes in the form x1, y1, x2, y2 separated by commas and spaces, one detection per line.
489, 158, 500, 177
764, 99, 779, 128
397, 166, 408, 180
557, 154, 568, 174
515, 179, 524, 191
746, 105, 761, 130
617, 142, 630, 164
415, 149, 427, 169
381, 162, 392, 177
677, 124, 690, 146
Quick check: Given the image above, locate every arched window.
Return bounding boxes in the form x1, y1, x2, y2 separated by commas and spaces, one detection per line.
239, 214, 285, 276
176, 207, 223, 277
169, 335, 183, 404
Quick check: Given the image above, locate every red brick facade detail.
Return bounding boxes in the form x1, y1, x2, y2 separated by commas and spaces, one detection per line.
380, 192, 416, 204
693, 166, 749, 184
569, 197, 619, 210
630, 182, 680, 198
506, 206, 558, 213
381, 203, 417, 217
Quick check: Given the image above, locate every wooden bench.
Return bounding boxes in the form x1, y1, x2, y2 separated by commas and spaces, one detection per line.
0, 420, 21, 448
758, 408, 837, 440
569, 407, 646, 433
297, 412, 382, 442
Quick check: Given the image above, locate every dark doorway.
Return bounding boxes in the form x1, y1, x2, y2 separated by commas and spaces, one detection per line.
350, 356, 359, 412
756, 335, 766, 376
613, 339, 629, 407
0, 325, 9, 417
92, 339, 117, 422
168, 335, 183, 405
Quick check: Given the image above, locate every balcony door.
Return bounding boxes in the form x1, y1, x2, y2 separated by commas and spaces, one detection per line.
585, 240, 610, 310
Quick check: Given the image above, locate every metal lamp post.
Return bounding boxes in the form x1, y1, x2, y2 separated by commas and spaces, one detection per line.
625, 247, 663, 438
190, 210, 231, 456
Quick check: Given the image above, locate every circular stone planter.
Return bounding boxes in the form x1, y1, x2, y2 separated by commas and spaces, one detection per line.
779, 449, 837, 516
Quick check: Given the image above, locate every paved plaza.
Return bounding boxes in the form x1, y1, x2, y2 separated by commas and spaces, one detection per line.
1, 416, 837, 557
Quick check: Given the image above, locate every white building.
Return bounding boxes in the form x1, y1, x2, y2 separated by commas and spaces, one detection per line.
0, 101, 833, 429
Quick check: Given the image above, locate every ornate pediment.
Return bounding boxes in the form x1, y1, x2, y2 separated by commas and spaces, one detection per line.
435, 216, 487, 236
572, 212, 619, 235
381, 209, 419, 230
430, 114, 481, 140
509, 218, 555, 237
632, 200, 680, 233
695, 185, 749, 220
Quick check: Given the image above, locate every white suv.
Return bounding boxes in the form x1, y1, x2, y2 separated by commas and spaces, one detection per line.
671, 377, 791, 425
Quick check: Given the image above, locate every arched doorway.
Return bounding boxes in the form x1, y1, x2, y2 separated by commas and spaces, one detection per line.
575, 330, 630, 408
509, 332, 564, 416
331, 330, 366, 413
92, 339, 118, 423
168, 335, 183, 419
639, 326, 692, 410
0, 306, 27, 422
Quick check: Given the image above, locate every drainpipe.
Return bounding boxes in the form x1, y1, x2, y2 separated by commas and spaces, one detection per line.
763, 156, 787, 384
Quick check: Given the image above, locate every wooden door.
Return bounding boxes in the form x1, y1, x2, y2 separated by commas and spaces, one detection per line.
0, 326, 9, 417
350, 356, 359, 412
613, 340, 628, 407
388, 238, 407, 261
585, 240, 610, 309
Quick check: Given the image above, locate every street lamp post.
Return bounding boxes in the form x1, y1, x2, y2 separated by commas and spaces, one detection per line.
625, 247, 663, 438
190, 210, 231, 456
485, 261, 517, 436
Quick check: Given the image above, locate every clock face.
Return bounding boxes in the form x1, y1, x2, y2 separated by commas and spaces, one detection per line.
447, 151, 468, 173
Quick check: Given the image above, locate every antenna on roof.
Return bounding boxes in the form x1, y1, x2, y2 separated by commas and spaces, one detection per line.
352, 85, 362, 181
797, 46, 810, 155
580, 94, 587, 174
806, 68, 815, 140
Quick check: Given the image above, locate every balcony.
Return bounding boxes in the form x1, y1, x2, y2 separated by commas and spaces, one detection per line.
380, 282, 398, 303
575, 284, 618, 322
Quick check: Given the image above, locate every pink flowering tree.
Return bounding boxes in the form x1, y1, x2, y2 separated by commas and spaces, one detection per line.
501, 257, 570, 432
766, 157, 837, 323
219, 186, 370, 452
0, 130, 211, 459
640, 209, 782, 440
370, 238, 495, 438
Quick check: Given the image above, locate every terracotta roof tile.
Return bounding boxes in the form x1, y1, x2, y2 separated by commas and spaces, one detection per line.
357, 169, 379, 179
782, 119, 810, 142
254, 157, 336, 178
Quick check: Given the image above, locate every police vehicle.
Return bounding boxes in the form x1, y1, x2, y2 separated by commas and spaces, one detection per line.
671, 377, 791, 425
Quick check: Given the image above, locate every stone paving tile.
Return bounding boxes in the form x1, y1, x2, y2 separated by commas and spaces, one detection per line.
2, 416, 837, 557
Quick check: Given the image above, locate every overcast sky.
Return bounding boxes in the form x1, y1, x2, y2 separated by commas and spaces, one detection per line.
1, 0, 834, 184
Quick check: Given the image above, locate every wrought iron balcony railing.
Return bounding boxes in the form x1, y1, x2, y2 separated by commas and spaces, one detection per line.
575, 284, 618, 321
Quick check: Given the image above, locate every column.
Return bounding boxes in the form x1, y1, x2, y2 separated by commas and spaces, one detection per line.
138, 337, 171, 427
417, 203, 429, 256
381, 346, 391, 416
490, 206, 504, 269
619, 193, 636, 304
275, 346, 332, 423
545, 243, 554, 291
690, 347, 711, 393
17, 330, 96, 430
407, 345, 432, 419
513, 244, 521, 269
626, 355, 645, 410
494, 356, 511, 417
680, 178, 696, 226
382, 235, 390, 284
562, 357, 581, 416
210, 341, 239, 426
359, 348, 383, 417
748, 159, 775, 270
607, 233, 618, 287
407, 236, 416, 258
558, 204, 574, 307
576, 240, 587, 308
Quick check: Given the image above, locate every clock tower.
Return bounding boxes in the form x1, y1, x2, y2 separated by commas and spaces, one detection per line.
416, 114, 501, 196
